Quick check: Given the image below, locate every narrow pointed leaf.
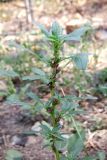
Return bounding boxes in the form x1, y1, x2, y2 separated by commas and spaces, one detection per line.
23, 75, 49, 84
32, 68, 46, 76
64, 26, 89, 41
22, 75, 41, 81
51, 21, 63, 36
38, 24, 50, 37
0, 69, 19, 78
27, 92, 43, 104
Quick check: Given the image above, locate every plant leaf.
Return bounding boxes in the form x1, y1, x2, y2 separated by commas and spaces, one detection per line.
6, 94, 31, 110
72, 53, 89, 70
41, 124, 52, 136
55, 138, 67, 151
6, 94, 21, 104
38, 24, 50, 37
5, 149, 23, 160
23, 74, 49, 84
0, 91, 7, 97
0, 69, 19, 78
51, 21, 63, 37
22, 75, 40, 81
27, 92, 43, 103
67, 131, 85, 159
63, 26, 89, 41
60, 156, 68, 160
97, 151, 106, 160
32, 68, 46, 76
83, 156, 96, 160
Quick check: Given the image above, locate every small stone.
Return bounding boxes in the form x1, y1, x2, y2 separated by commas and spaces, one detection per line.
80, 101, 89, 108
26, 136, 37, 146
102, 99, 107, 105
96, 102, 104, 108
11, 134, 27, 146
31, 122, 41, 133
62, 134, 70, 139
95, 30, 107, 40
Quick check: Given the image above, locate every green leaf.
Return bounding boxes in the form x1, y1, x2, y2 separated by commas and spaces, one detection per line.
97, 85, 107, 96
51, 21, 63, 37
0, 70, 19, 78
41, 124, 52, 136
51, 127, 65, 142
61, 99, 79, 117
52, 133, 64, 141
39, 54, 51, 65
32, 68, 46, 76
6, 94, 31, 110
62, 95, 81, 101
5, 149, 23, 160
83, 156, 96, 160
43, 139, 52, 148
0, 91, 7, 97
97, 151, 106, 160
67, 131, 85, 159
72, 53, 89, 70
34, 104, 44, 112
17, 102, 31, 110
22, 75, 40, 81
6, 94, 21, 104
38, 24, 50, 37
60, 156, 68, 160
63, 26, 89, 41
27, 92, 44, 111
55, 138, 67, 151
61, 101, 77, 112
27, 92, 42, 102
61, 157, 67, 160
23, 73, 49, 84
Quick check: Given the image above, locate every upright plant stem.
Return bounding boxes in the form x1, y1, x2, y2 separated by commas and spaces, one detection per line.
49, 45, 60, 160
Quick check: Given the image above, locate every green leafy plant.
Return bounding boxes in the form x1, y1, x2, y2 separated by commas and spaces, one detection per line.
24, 22, 91, 160
7, 22, 94, 160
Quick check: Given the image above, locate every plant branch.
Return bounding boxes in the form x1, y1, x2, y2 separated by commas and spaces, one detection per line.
48, 44, 61, 160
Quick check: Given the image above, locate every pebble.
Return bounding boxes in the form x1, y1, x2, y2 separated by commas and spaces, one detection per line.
96, 102, 104, 108
11, 134, 28, 147
31, 122, 42, 133
95, 29, 107, 40
26, 136, 37, 146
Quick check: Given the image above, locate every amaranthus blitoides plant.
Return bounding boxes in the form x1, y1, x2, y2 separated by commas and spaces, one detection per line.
7, 21, 92, 160
35, 22, 90, 160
